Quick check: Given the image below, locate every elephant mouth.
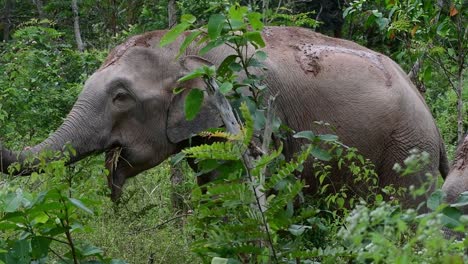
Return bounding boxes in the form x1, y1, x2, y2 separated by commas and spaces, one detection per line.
104, 146, 128, 202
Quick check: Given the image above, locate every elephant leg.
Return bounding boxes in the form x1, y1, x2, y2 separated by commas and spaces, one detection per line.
377, 140, 438, 210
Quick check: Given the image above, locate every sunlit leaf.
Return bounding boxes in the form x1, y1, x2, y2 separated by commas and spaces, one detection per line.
245, 31, 265, 48
68, 198, 94, 214
247, 12, 263, 31
160, 22, 190, 47
181, 14, 196, 24
219, 82, 233, 94
208, 14, 225, 40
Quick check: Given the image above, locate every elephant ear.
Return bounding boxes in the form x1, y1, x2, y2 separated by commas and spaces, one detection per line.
166, 56, 223, 143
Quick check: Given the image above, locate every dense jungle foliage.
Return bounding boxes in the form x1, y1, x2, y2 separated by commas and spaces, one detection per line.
0, 0, 466, 263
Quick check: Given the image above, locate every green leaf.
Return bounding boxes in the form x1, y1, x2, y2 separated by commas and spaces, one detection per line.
293, 131, 315, 141
31, 212, 49, 224
31, 236, 51, 259
160, 22, 190, 47
228, 5, 248, 20
318, 134, 338, 142
255, 50, 267, 61
10, 239, 30, 264
208, 14, 226, 40
245, 31, 265, 48
171, 152, 186, 166
247, 12, 264, 30
181, 14, 196, 24
217, 55, 238, 77
199, 39, 225, 55
229, 62, 242, 72
289, 224, 311, 236
4, 191, 23, 213
311, 146, 332, 161
185, 88, 204, 121
219, 82, 233, 94
178, 68, 204, 82
177, 31, 202, 58
79, 244, 103, 256
68, 198, 94, 214
451, 191, 468, 207
173, 87, 185, 94
0, 222, 17, 230
427, 189, 445, 211
211, 257, 228, 264
441, 206, 462, 229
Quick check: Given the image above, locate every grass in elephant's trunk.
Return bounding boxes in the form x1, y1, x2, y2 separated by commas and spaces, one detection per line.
105, 146, 125, 202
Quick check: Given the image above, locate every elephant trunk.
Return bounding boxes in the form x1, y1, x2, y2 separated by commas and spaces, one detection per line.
0, 98, 106, 175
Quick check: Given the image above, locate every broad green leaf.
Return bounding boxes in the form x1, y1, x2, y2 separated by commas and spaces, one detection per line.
160, 22, 190, 47
217, 55, 238, 77
185, 88, 204, 121
207, 14, 226, 40
229, 62, 242, 72
219, 82, 233, 94
178, 68, 204, 82
441, 206, 462, 229
31, 212, 49, 224
68, 198, 94, 214
311, 146, 332, 161
427, 189, 445, 211
247, 12, 263, 30
211, 257, 228, 264
177, 30, 202, 58
31, 236, 51, 259
318, 134, 338, 142
452, 191, 468, 207
4, 191, 23, 213
289, 224, 311, 236
181, 14, 196, 24
0, 222, 17, 230
199, 39, 225, 55
293, 131, 315, 141
79, 244, 104, 256
228, 5, 248, 20
245, 31, 265, 48
10, 239, 30, 264
171, 152, 186, 166
255, 50, 267, 61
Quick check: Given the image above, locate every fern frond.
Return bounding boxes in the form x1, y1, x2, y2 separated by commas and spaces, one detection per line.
182, 142, 242, 160
251, 143, 283, 177
198, 130, 241, 140
265, 145, 312, 190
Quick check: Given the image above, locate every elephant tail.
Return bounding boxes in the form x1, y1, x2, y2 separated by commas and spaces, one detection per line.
439, 140, 450, 179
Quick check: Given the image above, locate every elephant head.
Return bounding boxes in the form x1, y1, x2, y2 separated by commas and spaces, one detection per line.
1, 33, 222, 201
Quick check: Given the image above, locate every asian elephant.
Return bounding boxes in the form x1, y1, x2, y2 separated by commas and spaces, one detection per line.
442, 134, 468, 212
0, 27, 449, 206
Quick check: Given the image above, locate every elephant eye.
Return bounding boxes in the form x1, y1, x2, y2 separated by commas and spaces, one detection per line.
113, 92, 129, 102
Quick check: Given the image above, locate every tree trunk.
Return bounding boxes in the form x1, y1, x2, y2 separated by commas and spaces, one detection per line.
457, 67, 464, 142
32, 0, 45, 20
71, 0, 85, 52
2, 0, 12, 41
168, 0, 177, 28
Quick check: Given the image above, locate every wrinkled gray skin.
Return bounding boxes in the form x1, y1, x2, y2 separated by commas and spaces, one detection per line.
0, 27, 449, 205
442, 134, 468, 212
